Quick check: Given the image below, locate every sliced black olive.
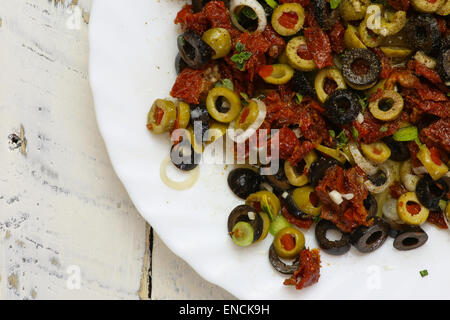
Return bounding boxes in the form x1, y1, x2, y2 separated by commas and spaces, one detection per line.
170, 142, 199, 171
192, 0, 230, 13
350, 218, 390, 253
416, 175, 448, 211
324, 89, 361, 126
315, 220, 351, 255
227, 168, 262, 199
268, 243, 300, 275
313, 0, 340, 31
177, 31, 213, 69
393, 226, 428, 251
280, 191, 309, 220
292, 70, 315, 97
405, 14, 441, 57
436, 47, 450, 84
175, 53, 188, 75
382, 136, 410, 162
309, 157, 340, 188
364, 193, 378, 220
190, 104, 210, 143
227, 205, 264, 242
341, 49, 381, 87
260, 162, 291, 195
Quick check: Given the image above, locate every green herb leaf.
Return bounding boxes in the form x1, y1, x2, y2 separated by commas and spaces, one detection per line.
379, 125, 388, 132
215, 79, 234, 91
330, 0, 341, 9
336, 130, 349, 148
261, 195, 274, 221
313, 215, 322, 223
393, 126, 418, 142
231, 50, 253, 71
236, 41, 245, 53
351, 127, 359, 140
265, 0, 278, 9
358, 95, 368, 112
241, 6, 257, 20
420, 269, 428, 278
329, 130, 336, 138
295, 93, 303, 104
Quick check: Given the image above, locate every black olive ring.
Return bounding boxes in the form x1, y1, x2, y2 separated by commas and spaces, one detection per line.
313, 0, 340, 31
315, 220, 351, 255
416, 175, 448, 211
324, 89, 361, 126
350, 218, 390, 253
268, 243, 300, 274
291, 70, 315, 97
393, 226, 428, 251
405, 14, 441, 57
341, 49, 381, 87
177, 31, 214, 70
227, 168, 262, 200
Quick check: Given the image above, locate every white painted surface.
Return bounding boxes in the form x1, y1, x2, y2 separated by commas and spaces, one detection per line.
0, 0, 234, 299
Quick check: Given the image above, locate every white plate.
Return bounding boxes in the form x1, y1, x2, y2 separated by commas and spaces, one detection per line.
89, 0, 450, 299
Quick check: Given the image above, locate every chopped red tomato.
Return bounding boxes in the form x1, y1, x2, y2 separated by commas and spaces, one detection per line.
258, 65, 274, 79
284, 248, 321, 290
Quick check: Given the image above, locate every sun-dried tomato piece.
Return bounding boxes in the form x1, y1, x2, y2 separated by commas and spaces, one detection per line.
203, 1, 233, 30
170, 68, 204, 104
427, 211, 449, 229
328, 21, 345, 54
352, 112, 406, 144
405, 95, 450, 118
417, 82, 448, 102
421, 118, 450, 153
283, 248, 321, 290
289, 140, 316, 165
389, 181, 408, 199
263, 25, 286, 59
304, 24, 333, 69
281, 205, 313, 229
372, 48, 393, 79
408, 60, 444, 85
387, 0, 409, 11
276, 127, 301, 160
385, 68, 423, 90
174, 5, 209, 35
298, 107, 331, 145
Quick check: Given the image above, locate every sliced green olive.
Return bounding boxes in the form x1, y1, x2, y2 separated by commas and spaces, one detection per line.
205, 121, 227, 144
359, 16, 384, 48
234, 100, 259, 131
273, 227, 305, 259
260, 64, 294, 85
278, 49, 289, 64
187, 125, 205, 154
284, 151, 318, 187
246, 190, 281, 221
380, 47, 413, 59
147, 99, 177, 134
369, 90, 404, 121
411, 0, 445, 12
436, 0, 450, 15
368, 79, 386, 95
206, 87, 241, 123
314, 67, 347, 103
286, 36, 316, 71
176, 101, 191, 129
361, 142, 391, 164
201, 28, 232, 59
269, 215, 292, 236
367, 5, 407, 36
258, 212, 271, 242
315, 145, 347, 164
271, 3, 305, 36
292, 186, 322, 216
416, 145, 449, 181
397, 192, 429, 225
340, 0, 370, 21
344, 24, 367, 49
231, 221, 254, 247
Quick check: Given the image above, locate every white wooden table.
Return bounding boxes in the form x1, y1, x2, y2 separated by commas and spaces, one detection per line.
0, 0, 235, 300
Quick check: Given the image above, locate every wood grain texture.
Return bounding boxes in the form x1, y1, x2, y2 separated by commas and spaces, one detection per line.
0, 0, 234, 299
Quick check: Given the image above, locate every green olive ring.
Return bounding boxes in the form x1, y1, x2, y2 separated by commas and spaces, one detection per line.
368, 90, 404, 121
359, 16, 384, 48
314, 67, 347, 103
201, 28, 232, 59
234, 100, 259, 131
411, 0, 445, 13
271, 3, 305, 36
292, 186, 322, 216
206, 87, 242, 123
147, 99, 177, 134
273, 227, 306, 259
344, 25, 367, 49
284, 151, 317, 186
286, 36, 316, 71
369, 7, 407, 36
261, 64, 295, 85
176, 101, 191, 129
339, 0, 371, 21
397, 192, 429, 225
436, 0, 450, 15
246, 190, 281, 220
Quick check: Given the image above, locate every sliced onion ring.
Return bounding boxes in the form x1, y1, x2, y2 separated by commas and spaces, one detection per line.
160, 156, 200, 190
348, 141, 378, 176
364, 162, 393, 194
230, 0, 267, 32
228, 99, 267, 144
